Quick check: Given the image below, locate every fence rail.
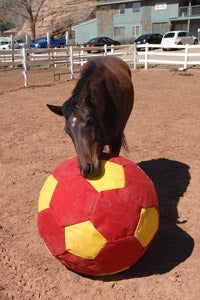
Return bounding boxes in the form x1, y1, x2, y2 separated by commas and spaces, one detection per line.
0, 43, 200, 86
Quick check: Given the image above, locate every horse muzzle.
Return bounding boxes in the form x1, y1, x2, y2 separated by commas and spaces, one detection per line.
81, 163, 94, 178
79, 154, 101, 179
77, 141, 103, 178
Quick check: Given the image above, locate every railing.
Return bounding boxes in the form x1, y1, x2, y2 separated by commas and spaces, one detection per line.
191, 5, 200, 16
0, 43, 200, 86
0, 45, 134, 86
136, 43, 200, 70
179, 5, 200, 17
179, 6, 188, 17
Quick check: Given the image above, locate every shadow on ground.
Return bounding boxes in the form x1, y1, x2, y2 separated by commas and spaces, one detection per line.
99, 158, 194, 281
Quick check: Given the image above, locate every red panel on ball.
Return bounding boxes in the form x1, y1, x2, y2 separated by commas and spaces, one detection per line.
38, 209, 66, 256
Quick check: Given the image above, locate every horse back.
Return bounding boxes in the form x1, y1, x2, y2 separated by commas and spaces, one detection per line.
86, 56, 134, 128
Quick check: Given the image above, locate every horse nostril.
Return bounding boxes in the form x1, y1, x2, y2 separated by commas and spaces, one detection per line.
82, 163, 94, 178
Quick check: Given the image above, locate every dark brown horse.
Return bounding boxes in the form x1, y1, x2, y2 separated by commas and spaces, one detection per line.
47, 56, 134, 178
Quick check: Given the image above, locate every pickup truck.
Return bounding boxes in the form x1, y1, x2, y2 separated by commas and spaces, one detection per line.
30, 36, 66, 49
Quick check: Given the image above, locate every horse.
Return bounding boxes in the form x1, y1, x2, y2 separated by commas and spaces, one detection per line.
47, 56, 134, 178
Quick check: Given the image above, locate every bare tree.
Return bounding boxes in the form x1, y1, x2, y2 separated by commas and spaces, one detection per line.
0, 0, 46, 39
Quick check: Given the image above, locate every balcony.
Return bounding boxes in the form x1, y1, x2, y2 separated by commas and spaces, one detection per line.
179, 5, 200, 18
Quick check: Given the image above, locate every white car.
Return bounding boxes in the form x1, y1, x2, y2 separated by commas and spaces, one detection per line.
0, 40, 20, 50
161, 31, 198, 50
16, 39, 26, 48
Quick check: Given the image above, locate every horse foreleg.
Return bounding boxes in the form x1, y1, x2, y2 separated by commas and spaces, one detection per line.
109, 135, 123, 155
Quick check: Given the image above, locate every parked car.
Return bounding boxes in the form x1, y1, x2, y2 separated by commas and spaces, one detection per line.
161, 31, 198, 50
16, 39, 26, 48
0, 40, 20, 50
134, 33, 163, 50
83, 37, 121, 52
0, 40, 9, 50
30, 36, 66, 49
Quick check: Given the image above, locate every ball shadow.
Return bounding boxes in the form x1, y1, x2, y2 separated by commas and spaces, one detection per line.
99, 158, 194, 281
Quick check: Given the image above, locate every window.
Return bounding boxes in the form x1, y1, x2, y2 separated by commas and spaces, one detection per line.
119, 4, 126, 14
132, 2, 140, 13
102, 38, 112, 43
164, 32, 175, 38
114, 27, 125, 37
114, 4, 126, 14
178, 32, 186, 37
132, 25, 140, 37
186, 32, 192, 37
89, 38, 98, 43
0, 41, 9, 45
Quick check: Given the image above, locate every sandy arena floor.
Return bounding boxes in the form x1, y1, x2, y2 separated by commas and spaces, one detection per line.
0, 66, 200, 299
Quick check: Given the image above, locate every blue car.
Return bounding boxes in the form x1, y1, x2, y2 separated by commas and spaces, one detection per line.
30, 36, 66, 49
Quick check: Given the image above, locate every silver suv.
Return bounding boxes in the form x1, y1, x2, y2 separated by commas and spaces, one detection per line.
161, 31, 198, 50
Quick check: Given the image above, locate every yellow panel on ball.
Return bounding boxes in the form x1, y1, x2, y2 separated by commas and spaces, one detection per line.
65, 220, 107, 259
38, 175, 58, 212
87, 160, 125, 192
134, 207, 159, 247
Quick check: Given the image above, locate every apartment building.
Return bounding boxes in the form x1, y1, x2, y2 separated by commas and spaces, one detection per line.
73, 0, 200, 44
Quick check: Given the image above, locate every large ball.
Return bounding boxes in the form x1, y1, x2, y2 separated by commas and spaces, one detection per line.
37, 154, 159, 276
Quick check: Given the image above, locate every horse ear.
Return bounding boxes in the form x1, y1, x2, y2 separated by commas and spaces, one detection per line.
47, 104, 63, 116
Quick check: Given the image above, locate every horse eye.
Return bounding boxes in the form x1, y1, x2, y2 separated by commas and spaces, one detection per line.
86, 119, 95, 127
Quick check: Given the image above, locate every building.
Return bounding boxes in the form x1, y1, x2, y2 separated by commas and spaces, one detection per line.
72, 0, 200, 44
3, 28, 19, 37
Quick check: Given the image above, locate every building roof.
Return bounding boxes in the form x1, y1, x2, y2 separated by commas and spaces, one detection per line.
72, 18, 97, 30
91, 0, 143, 6
3, 28, 19, 36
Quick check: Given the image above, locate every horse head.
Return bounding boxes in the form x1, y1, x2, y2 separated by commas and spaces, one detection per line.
47, 103, 104, 178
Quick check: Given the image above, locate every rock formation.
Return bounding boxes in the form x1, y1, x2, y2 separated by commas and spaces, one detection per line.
20, 0, 97, 38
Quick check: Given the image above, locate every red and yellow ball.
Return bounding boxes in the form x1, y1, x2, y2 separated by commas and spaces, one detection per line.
37, 154, 159, 276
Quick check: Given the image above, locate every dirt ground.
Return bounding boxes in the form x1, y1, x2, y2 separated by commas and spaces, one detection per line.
0, 65, 200, 300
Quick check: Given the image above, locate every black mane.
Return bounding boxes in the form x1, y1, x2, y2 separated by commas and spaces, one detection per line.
62, 60, 98, 117
72, 60, 98, 99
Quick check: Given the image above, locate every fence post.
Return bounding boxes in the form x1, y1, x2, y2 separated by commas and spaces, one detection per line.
47, 32, 51, 68
104, 44, 107, 56
111, 45, 114, 54
25, 34, 30, 48
47, 32, 50, 48
144, 43, 148, 70
69, 46, 74, 79
133, 43, 137, 69
10, 34, 14, 64
80, 46, 84, 66
22, 47, 28, 87
65, 31, 69, 46
184, 44, 189, 69
53, 50, 57, 68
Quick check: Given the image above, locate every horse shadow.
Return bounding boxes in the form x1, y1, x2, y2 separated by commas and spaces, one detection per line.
100, 158, 194, 281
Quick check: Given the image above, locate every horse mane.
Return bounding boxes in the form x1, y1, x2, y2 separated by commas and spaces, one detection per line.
62, 60, 98, 117
72, 60, 98, 99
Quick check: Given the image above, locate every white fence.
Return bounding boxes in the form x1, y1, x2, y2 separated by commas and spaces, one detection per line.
0, 43, 200, 87
136, 43, 200, 70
